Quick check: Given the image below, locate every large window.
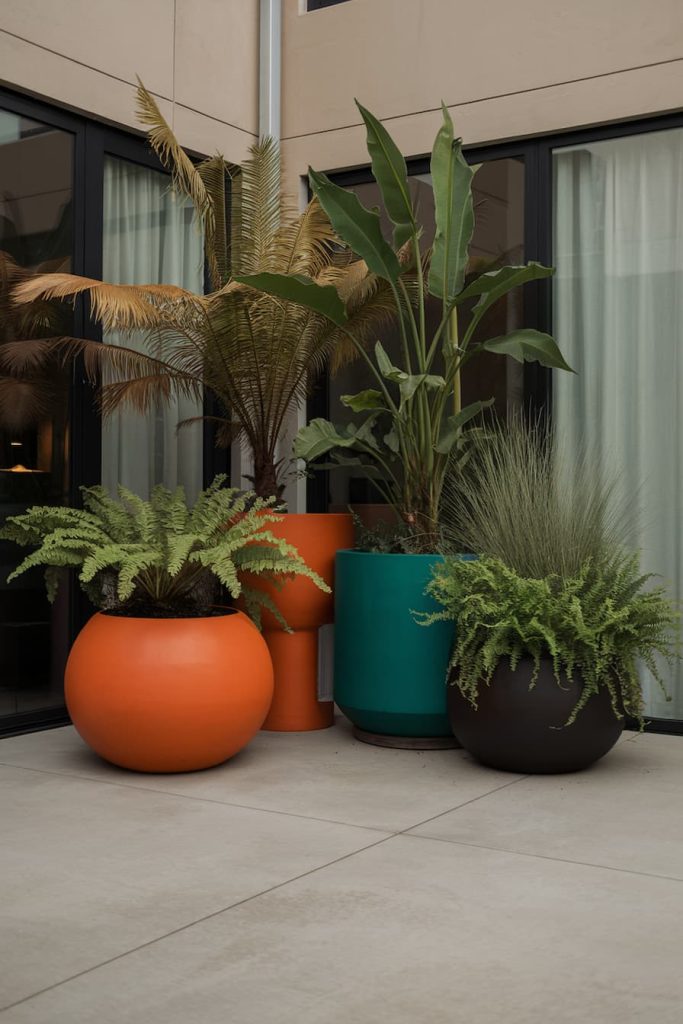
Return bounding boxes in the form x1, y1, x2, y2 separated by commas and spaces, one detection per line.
101, 156, 204, 502
553, 126, 683, 722
0, 111, 74, 725
0, 89, 220, 737
308, 113, 683, 731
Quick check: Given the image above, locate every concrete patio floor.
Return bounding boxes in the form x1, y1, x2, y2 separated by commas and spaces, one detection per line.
1, 721, 682, 1023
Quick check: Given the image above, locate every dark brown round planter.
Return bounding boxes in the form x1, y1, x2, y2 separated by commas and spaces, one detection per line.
448, 657, 624, 774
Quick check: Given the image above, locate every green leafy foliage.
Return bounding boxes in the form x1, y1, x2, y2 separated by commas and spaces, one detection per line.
356, 101, 415, 248
428, 105, 476, 301
420, 555, 679, 726
239, 102, 572, 550
482, 329, 574, 372
0, 476, 328, 622
349, 510, 415, 555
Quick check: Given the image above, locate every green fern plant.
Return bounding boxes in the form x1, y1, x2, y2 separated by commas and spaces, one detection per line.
0, 476, 329, 623
419, 555, 678, 726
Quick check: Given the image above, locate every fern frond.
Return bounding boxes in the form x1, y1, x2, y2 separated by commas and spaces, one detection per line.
241, 587, 291, 632
0, 478, 326, 619
422, 554, 679, 728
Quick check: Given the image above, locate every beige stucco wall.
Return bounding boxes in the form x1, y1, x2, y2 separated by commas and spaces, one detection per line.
0, 0, 259, 161
281, 0, 683, 189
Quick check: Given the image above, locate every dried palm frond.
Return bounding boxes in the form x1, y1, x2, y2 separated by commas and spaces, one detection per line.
7, 81, 401, 499
235, 138, 286, 275
0, 251, 70, 432
135, 79, 229, 291
13, 275, 202, 333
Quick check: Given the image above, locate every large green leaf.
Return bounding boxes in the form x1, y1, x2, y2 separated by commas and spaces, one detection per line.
293, 416, 380, 463
458, 262, 554, 317
374, 340, 399, 380
309, 168, 401, 284
341, 389, 386, 412
374, 342, 444, 404
434, 399, 494, 454
483, 330, 574, 372
317, 453, 384, 478
356, 100, 415, 249
234, 272, 347, 326
293, 419, 360, 462
428, 104, 476, 302
398, 373, 445, 405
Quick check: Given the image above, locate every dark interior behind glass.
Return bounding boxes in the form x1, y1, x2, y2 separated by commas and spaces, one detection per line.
0, 112, 73, 719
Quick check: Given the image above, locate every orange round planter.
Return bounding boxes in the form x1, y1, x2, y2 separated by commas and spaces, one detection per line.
245, 512, 354, 732
65, 610, 274, 773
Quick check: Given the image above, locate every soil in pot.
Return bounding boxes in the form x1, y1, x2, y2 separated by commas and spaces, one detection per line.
448, 656, 624, 773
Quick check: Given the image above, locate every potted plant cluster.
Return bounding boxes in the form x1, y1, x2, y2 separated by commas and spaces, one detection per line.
420, 421, 679, 772
235, 101, 573, 746
0, 476, 328, 772
0, 83, 398, 731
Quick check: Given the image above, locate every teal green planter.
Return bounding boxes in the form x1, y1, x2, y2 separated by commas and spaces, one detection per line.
334, 550, 467, 742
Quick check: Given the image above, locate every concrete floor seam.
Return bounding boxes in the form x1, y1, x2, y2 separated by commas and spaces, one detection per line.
392, 773, 530, 835
400, 830, 683, 885
0, 759, 396, 835
0, 756, 528, 835
0, 832, 396, 1016
0, 775, 532, 1013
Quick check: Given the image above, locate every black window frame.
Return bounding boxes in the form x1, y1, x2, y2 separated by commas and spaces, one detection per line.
307, 0, 352, 10
304, 109, 683, 735
0, 85, 227, 738
307, 109, 683, 510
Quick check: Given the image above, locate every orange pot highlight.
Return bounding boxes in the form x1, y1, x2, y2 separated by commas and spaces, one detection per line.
245, 512, 353, 731
65, 610, 273, 772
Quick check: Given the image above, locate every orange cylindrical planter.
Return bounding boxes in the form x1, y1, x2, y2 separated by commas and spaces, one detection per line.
247, 513, 354, 732
65, 610, 274, 773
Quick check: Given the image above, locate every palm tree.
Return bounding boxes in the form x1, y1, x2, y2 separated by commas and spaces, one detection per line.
1, 83, 396, 499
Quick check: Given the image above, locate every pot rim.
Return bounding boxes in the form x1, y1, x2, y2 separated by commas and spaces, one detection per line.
96, 607, 240, 623
270, 512, 353, 521
336, 549, 475, 559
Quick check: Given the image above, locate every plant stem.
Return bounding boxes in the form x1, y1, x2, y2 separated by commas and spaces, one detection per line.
449, 308, 461, 416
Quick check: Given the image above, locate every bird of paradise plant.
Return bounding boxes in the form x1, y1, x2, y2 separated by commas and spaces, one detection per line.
234, 102, 573, 550
1, 83, 396, 500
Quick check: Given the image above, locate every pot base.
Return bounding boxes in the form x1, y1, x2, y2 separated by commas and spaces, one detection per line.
261, 628, 334, 731
448, 658, 624, 774
352, 726, 460, 750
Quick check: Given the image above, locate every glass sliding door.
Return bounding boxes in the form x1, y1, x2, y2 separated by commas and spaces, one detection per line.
0, 112, 74, 720
322, 156, 526, 513
101, 156, 204, 502
553, 128, 683, 720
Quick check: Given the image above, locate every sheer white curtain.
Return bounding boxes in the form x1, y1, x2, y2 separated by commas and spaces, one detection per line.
554, 128, 683, 719
102, 157, 204, 502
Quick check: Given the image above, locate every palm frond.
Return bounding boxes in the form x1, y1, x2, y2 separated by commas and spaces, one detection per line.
197, 155, 231, 286
13, 274, 202, 332
319, 252, 416, 373
135, 79, 222, 289
0, 335, 204, 407
99, 373, 203, 416
269, 198, 337, 278
232, 137, 283, 275
0, 376, 55, 430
